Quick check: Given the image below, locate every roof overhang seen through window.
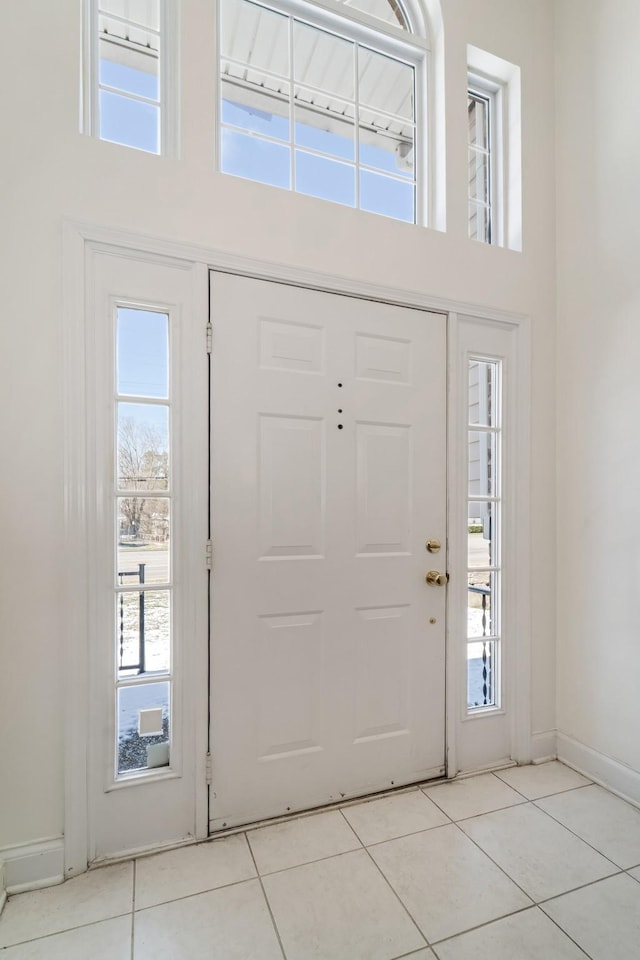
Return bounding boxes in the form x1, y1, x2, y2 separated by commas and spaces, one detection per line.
219, 0, 422, 222
98, 0, 160, 76
338, 0, 409, 29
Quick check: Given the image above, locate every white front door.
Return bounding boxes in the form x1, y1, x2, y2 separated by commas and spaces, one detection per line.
209, 273, 447, 830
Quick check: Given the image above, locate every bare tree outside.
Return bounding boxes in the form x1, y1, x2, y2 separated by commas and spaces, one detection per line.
116, 415, 171, 689
118, 417, 169, 542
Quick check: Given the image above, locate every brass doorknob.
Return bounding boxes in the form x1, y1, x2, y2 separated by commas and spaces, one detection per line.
425, 570, 448, 586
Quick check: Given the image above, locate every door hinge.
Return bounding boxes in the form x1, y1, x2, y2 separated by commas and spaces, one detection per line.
206, 322, 213, 354
206, 539, 213, 570
205, 751, 213, 786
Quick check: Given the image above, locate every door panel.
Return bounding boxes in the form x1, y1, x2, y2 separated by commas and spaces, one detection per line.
209, 273, 446, 830
259, 414, 325, 558
356, 421, 412, 554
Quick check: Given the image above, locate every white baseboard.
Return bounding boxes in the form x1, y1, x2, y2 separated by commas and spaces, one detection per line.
0, 837, 64, 895
557, 733, 640, 809
530, 730, 557, 764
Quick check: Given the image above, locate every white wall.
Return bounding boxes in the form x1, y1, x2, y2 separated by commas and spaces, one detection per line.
0, 0, 557, 850
556, 0, 640, 788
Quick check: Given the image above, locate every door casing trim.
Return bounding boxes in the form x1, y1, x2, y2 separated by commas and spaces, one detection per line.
63, 218, 532, 874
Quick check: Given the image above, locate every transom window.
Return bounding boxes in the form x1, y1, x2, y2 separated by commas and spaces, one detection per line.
86, 0, 176, 155
467, 47, 522, 250
468, 89, 492, 243
219, 0, 427, 224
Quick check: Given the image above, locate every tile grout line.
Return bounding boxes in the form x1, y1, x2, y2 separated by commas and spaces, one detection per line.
443, 800, 527, 823
391, 947, 437, 959
537, 869, 626, 909
420, 769, 591, 819
448, 806, 625, 920
252, 841, 364, 880
530, 794, 633, 871
456, 804, 634, 928
355, 835, 431, 950
416, 786, 527, 825
336, 806, 366, 848
364, 834, 571, 956
489, 770, 555, 802
420, 770, 524, 804
453, 800, 621, 904
449, 815, 537, 905
333, 808, 365, 850
0, 911, 134, 952
362, 822, 452, 849
338, 804, 449, 851
425, 903, 595, 955
133, 872, 256, 913
252, 810, 432, 957
491, 770, 593, 802
538, 908, 596, 959
130, 841, 390, 915
245, 830, 288, 960
530, 783, 594, 799
488, 760, 606, 803
427, 903, 537, 948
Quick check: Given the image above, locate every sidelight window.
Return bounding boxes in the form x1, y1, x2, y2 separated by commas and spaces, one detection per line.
467, 358, 502, 710
114, 306, 173, 776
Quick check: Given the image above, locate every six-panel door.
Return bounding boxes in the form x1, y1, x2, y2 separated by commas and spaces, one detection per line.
209, 273, 447, 830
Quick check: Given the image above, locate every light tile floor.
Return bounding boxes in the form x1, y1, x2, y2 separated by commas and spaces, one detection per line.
3, 761, 640, 959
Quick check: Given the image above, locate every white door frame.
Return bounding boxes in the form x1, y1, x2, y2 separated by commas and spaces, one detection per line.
63, 219, 531, 876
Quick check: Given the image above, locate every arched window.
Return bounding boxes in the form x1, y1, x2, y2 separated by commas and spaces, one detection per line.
337, 0, 410, 29
218, 0, 434, 225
